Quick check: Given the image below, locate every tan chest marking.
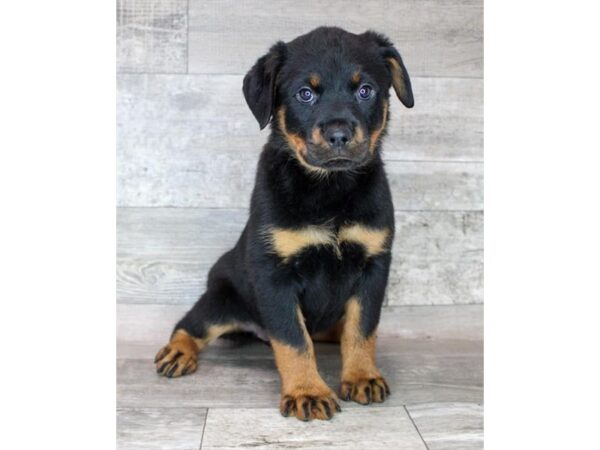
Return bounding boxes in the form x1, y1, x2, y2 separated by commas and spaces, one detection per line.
265, 224, 389, 261
267, 226, 337, 261
339, 224, 390, 257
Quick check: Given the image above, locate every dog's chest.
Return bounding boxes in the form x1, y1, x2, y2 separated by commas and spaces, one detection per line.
263, 223, 390, 333
265, 223, 390, 264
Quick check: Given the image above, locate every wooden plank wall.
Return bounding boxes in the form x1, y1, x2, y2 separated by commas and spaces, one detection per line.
117, 0, 483, 308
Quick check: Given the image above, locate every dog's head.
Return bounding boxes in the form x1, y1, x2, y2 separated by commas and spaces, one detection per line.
243, 27, 413, 173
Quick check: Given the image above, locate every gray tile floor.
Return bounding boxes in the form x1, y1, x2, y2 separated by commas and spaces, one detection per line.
117, 305, 483, 449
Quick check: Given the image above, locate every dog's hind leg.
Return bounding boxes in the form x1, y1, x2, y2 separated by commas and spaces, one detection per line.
155, 254, 254, 378
154, 282, 252, 378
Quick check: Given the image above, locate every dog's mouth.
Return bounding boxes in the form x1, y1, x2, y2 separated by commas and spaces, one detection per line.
304, 141, 370, 172
319, 157, 357, 171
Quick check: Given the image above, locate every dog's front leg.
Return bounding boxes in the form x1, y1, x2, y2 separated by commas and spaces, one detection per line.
340, 255, 391, 405
256, 279, 340, 421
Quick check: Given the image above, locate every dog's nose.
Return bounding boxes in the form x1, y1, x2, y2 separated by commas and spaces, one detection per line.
324, 125, 352, 149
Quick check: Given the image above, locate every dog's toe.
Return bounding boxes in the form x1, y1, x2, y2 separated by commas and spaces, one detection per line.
154, 344, 198, 378
280, 390, 341, 421
340, 376, 390, 405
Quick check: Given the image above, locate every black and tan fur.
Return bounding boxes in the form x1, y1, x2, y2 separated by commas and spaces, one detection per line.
155, 26, 413, 421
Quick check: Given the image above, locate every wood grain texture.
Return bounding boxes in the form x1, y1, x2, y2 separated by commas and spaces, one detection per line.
117, 407, 207, 450
117, 337, 483, 409
117, 0, 188, 73
117, 208, 482, 306
115, 207, 484, 306
117, 305, 482, 446
117, 74, 482, 208
406, 402, 484, 450
188, 0, 483, 78
389, 210, 483, 305
117, 304, 483, 354
200, 406, 426, 450
385, 162, 482, 212
385, 77, 482, 161
377, 304, 483, 341
117, 208, 243, 306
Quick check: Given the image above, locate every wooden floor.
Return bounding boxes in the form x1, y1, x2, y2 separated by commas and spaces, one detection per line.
117, 304, 483, 449
117, 0, 483, 447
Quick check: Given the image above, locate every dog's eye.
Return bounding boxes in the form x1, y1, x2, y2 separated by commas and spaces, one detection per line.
357, 84, 374, 100
296, 87, 315, 103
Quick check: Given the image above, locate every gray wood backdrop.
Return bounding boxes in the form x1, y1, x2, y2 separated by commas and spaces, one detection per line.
117, 0, 483, 309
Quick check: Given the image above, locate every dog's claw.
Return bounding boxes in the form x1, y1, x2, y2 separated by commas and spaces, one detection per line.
341, 376, 389, 405
280, 391, 340, 421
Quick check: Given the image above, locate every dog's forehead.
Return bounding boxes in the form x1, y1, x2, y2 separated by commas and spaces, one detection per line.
283, 28, 384, 83
288, 27, 365, 52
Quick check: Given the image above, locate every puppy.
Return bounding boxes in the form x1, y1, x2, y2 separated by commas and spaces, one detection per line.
154, 26, 414, 421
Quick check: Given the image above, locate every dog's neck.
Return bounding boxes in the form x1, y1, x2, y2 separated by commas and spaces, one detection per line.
257, 138, 385, 222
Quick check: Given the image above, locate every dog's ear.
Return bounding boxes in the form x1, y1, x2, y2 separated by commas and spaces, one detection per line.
364, 31, 414, 108
243, 41, 287, 129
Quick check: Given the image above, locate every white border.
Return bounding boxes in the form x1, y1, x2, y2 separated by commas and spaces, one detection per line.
1, 1, 599, 448
486, 1, 600, 448
1, 2, 115, 448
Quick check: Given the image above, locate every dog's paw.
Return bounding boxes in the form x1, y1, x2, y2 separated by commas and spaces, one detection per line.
340, 376, 390, 404
154, 331, 199, 378
280, 389, 341, 421
154, 343, 198, 378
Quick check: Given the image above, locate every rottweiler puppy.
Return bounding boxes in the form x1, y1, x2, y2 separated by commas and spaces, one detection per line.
154, 26, 413, 421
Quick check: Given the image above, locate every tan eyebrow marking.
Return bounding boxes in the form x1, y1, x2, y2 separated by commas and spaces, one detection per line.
309, 73, 320, 89
351, 70, 361, 84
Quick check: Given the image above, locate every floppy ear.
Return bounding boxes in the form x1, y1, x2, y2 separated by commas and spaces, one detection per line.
382, 46, 414, 108
364, 31, 414, 108
243, 41, 286, 129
